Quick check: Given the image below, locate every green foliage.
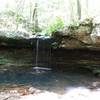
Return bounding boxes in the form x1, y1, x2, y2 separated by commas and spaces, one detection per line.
15, 13, 24, 24
43, 16, 64, 36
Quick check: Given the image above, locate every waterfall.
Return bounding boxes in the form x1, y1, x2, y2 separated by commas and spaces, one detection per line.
35, 38, 39, 67
32, 36, 52, 73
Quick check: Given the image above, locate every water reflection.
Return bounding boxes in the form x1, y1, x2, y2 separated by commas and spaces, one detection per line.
0, 65, 99, 93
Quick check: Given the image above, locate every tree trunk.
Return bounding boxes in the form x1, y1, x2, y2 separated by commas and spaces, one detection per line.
32, 1, 39, 32
77, 0, 81, 20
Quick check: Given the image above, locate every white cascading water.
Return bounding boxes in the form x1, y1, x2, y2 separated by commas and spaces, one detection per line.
32, 36, 51, 73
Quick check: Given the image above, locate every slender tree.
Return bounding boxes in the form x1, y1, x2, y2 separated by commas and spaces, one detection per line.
32, 0, 39, 32
77, 0, 81, 20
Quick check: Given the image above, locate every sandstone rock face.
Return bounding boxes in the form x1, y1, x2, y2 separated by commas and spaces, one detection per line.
59, 37, 85, 49
51, 18, 100, 74
52, 18, 100, 50
73, 32, 93, 44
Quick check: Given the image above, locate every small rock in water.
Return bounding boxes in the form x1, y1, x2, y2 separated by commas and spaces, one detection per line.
33, 67, 51, 70
32, 67, 52, 73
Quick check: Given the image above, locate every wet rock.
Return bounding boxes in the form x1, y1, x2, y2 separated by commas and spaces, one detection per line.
32, 67, 52, 74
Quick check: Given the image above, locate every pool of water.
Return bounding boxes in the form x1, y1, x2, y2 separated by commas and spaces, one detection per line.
0, 65, 99, 94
